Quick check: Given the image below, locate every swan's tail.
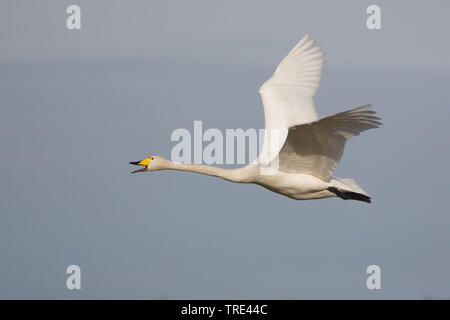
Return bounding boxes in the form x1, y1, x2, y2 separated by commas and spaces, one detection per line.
328, 177, 371, 204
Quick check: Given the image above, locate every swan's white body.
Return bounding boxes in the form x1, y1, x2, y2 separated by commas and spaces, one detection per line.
131, 34, 382, 203
255, 171, 332, 200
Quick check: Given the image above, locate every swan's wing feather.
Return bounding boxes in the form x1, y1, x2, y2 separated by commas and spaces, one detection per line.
258, 34, 325, 162
276, 105, 382, 181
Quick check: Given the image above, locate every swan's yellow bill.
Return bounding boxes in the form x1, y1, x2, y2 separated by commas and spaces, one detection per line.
129, 157, 151, 173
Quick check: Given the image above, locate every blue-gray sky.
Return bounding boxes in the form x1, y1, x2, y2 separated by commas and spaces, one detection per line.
1, 0, 449, 299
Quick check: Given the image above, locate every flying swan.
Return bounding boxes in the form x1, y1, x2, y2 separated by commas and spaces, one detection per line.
130, 34, 382, 203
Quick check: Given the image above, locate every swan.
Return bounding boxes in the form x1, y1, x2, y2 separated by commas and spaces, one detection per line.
130, 34, 382, 203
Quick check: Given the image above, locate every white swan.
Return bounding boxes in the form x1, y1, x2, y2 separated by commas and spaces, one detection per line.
130, 34, 381, 203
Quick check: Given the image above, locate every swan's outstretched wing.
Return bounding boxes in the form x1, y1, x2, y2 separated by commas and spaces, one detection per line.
258, 34, 325, 162
276, 105, 382, 181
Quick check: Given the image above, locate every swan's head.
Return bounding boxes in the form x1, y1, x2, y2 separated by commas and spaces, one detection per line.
129, 155, 168, 173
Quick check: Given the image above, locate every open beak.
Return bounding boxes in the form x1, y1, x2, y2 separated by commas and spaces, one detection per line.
129, 158, 150, 173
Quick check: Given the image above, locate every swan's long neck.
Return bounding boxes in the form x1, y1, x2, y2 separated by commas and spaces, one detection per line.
165, 161, 257, 183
